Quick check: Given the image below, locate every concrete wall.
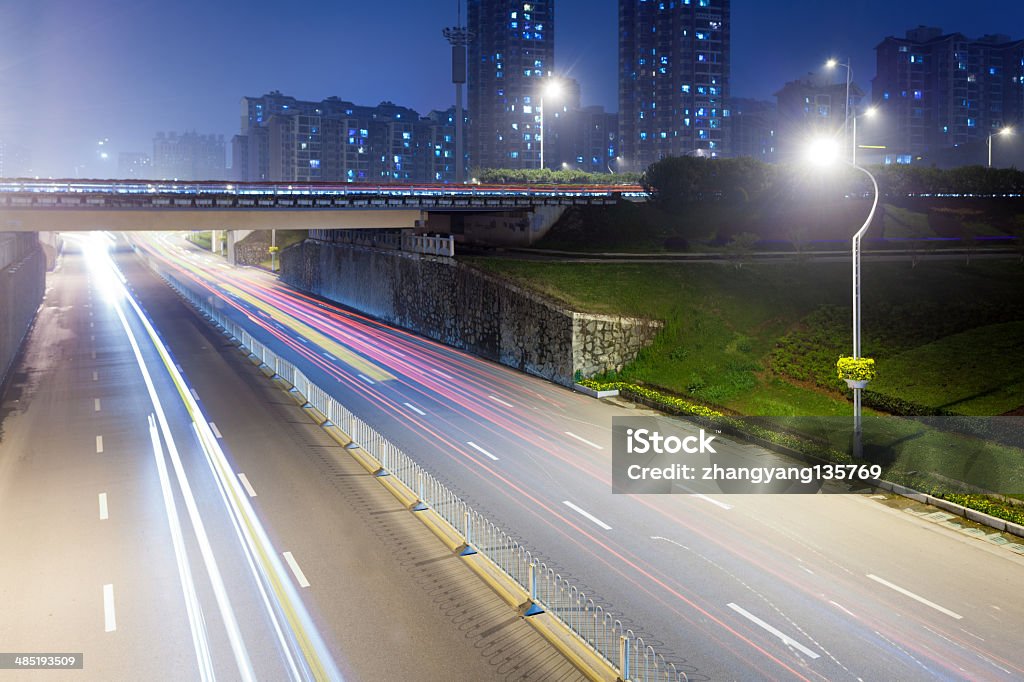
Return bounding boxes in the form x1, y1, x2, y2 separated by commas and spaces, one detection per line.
281, 240, 660, 385
0, 235, 45, 387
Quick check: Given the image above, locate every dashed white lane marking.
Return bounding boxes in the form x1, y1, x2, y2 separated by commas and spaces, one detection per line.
92, 371, 98, 381
94, 398, 101, 412
829, 601, 857, 618
90, 335, 94, 341
562, 500, 613, 530
282, 552, 310, 588
866, 574, 963, 620
103, 584, 117, 632
800, 565, 815, 575
488, 395, 514, 408
694, 494, 733, 510
209, 422, 223, 439
564, 431, 603, 450
432, 368, 453, 380
238, 474, 257, 498
403, 402, 426, 416
91, 351, 96, 359
98, 493, 108, 520
190, 388, 200, 401
357, 374, 375, 385
322, 352, 335, 360
467, 441, 499, 461
89, 322, 93, 328
727, 602, 820, 659
96, 436, 104, 453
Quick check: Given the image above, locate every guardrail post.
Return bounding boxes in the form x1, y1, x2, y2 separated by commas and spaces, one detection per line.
458, 510, 477, 556
619, 636, 631, 681
524, 561, 544, 616
411, 471, 428, 512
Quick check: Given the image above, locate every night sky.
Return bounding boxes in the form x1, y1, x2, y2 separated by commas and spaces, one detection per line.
2, 0, 1021, 177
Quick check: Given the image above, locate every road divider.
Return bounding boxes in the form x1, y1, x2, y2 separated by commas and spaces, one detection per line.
162, 270, 686, 682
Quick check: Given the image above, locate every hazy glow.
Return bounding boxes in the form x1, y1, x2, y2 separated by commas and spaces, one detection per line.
806, 137, 842, 166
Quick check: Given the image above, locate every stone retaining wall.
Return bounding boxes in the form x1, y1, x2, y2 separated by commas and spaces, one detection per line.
281, 239, 660, 386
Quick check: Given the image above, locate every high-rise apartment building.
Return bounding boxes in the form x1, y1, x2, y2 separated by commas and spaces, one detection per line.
233, 92, 463, 183
873, 26, 1024, 165
468, 0, 555, 170
729, 98, 776, 163
152, 131, 226, 180
618, 0, 730, 170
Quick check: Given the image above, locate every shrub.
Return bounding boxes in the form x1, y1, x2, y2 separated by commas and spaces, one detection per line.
836, 356, 877, 382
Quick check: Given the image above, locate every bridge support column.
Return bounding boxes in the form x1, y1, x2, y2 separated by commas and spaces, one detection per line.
210, 229, 219, 254
226, 230, 238, 265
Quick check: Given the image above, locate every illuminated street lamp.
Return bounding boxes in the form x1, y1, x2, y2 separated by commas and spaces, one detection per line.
807, 136, 880, 456
825, 58, 853, 162
539, 79, 562, 170
852, 106, 878, 166
988, 126, 1013, 167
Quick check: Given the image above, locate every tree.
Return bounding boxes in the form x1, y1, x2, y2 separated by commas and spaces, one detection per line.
725, 232, 760, 269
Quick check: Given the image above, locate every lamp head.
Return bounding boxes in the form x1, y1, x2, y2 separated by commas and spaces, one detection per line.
544, 79, 562, 98
806, 137, 842, 166
826, 58, 838, 69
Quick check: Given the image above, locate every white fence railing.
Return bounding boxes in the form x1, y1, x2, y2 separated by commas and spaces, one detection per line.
162, 272, 686, 682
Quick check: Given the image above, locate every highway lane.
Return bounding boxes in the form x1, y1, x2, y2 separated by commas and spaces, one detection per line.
0, 236, 582, 681
132, 232, 1024, 681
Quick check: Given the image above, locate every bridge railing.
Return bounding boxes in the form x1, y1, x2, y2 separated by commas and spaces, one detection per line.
309, 229, 454, 258
161, 272, 687, 682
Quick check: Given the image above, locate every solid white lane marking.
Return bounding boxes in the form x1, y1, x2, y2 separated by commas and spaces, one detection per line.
103, 584, 116, 632
238, 474, 257, 498
190, 388, 200, 401
562, 500, 613, 530
92, 371, 98, 381
467, 441, 499, 461
727, 602, 820, 659
866, 574, 963, 620
403, 402, 426, 416
94, 398, 101, 412
98, 493, 108, 520
489, 395, 514, 408
283, 552, 310, 588
565, 431, 604, 450
357, 374, 375, 384
96, 436, 104, 453
209, 422, 223, 439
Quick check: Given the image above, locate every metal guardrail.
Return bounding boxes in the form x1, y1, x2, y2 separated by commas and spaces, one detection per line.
308, 230, 455, 257
160, 271, 686, 682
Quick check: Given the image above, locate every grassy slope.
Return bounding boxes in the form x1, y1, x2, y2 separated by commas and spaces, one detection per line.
468, 258, 1024, 416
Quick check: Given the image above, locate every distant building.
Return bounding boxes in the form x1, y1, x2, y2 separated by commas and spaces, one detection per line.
774, 75, 863, 162
728, 98, 776, 162
873, 26, 1024, 166
468, 0, 555, 170
152, 131, 226, 180
118, 152, 152, 179
233, 91, 464, 183
0, 141, 33, 178
618, 0, 731, 170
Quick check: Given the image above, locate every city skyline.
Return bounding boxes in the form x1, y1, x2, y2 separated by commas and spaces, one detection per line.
3, 0, 1023, 176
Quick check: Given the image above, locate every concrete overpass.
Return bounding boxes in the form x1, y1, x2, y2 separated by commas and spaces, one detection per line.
0, 179, 646, 232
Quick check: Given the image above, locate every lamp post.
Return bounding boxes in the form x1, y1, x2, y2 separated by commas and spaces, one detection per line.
826, 58, 854, 162
539, 79, 562, 170
988, 126, 1013, 168
808, 137, 879, 456
851, 106, 878, 166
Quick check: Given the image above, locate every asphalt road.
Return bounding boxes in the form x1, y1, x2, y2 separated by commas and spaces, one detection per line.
0, 237, 583, 681
127, 231, 1024, 682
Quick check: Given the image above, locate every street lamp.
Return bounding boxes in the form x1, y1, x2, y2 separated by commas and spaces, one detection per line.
539, 79, 562, 170
988, 126, 1013, 167
807, 136, 880, 457
851, 106, 878, 166
825, 58, 853, 162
